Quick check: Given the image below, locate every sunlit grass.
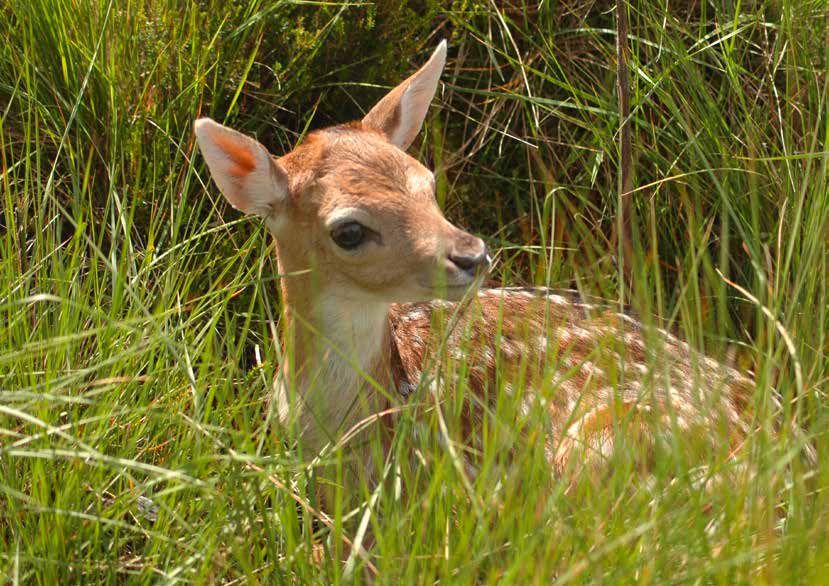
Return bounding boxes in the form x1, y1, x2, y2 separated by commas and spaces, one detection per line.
1, 0, 827, 582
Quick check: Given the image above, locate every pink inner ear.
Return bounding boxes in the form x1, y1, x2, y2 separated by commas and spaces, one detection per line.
213, 132, 257, 178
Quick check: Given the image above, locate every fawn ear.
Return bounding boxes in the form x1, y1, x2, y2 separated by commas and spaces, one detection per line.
193, 118, 289, 217
362, 40, 447, 150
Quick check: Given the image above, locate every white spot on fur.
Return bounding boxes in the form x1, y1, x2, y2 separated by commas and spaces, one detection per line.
519, 397, 534, 417
579, 361, 605, 381
563, 355, 581, 370
572, 326, 595, 341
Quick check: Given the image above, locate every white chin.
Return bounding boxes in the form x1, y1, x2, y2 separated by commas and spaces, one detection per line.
436, 282, 478, 301
396, 277, 480, 303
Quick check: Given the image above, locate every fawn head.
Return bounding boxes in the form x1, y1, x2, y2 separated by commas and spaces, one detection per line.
194, 41, 489, 305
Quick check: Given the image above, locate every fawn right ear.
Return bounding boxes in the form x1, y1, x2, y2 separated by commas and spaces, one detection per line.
194, 118, 289, 217
362, 40, 447, 150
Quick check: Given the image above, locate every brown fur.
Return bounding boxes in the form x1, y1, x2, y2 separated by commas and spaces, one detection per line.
389, 288, 752, 476
193, 42, 760, 502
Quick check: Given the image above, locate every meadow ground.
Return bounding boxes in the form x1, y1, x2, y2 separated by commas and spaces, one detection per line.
1, 1, 827, 582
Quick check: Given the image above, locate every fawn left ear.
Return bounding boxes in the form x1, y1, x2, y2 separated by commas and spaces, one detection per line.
194, 118, 289, 217
362, 40, 447, 151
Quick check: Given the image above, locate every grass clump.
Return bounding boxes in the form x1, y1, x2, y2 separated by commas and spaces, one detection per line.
1, 0, 827, 582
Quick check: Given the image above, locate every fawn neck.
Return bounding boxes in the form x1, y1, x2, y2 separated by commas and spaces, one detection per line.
274, 240, 394, 452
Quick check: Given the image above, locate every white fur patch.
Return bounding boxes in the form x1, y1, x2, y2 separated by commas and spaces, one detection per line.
285, 295, 391, 452
324, 207, 378, 233
407, 168, 435, 195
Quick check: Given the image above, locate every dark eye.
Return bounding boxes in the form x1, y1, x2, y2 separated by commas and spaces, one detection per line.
331, 221, 367, 250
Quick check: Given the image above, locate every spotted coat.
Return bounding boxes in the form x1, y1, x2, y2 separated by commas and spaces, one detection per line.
388, 287, 754, 472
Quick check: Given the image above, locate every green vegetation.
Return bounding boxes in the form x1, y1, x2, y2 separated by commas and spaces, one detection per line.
1, 0, 826, 582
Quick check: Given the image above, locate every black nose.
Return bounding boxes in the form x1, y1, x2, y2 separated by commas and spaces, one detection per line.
448, 246, 489, 274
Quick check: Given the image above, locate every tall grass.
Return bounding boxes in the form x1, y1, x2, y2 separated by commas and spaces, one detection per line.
1, 0, 827, 582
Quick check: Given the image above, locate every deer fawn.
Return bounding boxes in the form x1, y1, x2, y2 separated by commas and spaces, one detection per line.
194, 41, 755, 492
